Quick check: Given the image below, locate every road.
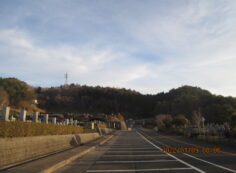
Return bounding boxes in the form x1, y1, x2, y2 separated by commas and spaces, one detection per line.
55, 129, 236, 173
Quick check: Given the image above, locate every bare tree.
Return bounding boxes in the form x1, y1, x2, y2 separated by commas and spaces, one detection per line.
192, 110, 202, 128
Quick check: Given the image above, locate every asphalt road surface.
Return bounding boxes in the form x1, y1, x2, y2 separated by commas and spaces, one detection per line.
55, 129, 236, 173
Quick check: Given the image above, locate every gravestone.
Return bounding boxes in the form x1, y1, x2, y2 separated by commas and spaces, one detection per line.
20, 110, 27, 121
70, 118, 73, 125
33, 112, 39, 122
43, 114, 49, 123
52, 117, 57, 124
1, 106, 10, 121
65, 119, 69, 125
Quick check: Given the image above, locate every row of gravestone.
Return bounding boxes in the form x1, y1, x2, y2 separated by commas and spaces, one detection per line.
0, 106, 78, 125
1, 107, 121, 130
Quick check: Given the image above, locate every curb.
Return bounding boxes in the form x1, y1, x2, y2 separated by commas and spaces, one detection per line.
99, 135, 113, 145
40, 146, 96, 173
40, 135, 113, 173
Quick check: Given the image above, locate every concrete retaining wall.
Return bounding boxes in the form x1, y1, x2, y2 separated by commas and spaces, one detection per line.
77, 133, 100, 144
98, 128, 114, 135
120, 121, 127, 130
0, 133, 100, 169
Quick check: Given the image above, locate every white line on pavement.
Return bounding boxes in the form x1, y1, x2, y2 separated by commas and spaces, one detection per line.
96, 159, 177, 164
104, 148, 156, 150
86, 167, 193, 172
137, 131, 205, 173
102, 154, 168, 157
184, 153, 236, 173
105, 150, 162, 153
140, 131, 236, 173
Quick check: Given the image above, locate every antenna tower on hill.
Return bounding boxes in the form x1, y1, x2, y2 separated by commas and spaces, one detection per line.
65, 72, 68, 86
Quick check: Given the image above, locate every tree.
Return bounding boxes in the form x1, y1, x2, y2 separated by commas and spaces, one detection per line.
192, 110, 203, 128
171, 115, 189, 128
33, 82, 236, 123
0, 87, 9, 107
0, 78, 36, 109
155, 114, 173, 127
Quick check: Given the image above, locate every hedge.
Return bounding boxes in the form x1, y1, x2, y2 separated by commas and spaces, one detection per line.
97, 123, 107, 129
0, 121, 84, 137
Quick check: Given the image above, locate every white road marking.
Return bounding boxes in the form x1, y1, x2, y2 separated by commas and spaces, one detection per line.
137, 131, 205, 173
96, 148, 157, 152
99, 135, 114, 145
109, 146, 151, 148
96, 159, 177, 164
107, 144, 148, 147
184, 153, 236, 173
105, 148, 156, 150
105, 150, 162, 153
141, 131, 236, 173
103, 154, 168, 157
87, 167, 193, 172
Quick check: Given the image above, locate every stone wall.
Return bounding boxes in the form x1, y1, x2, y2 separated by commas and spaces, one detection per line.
0, 133, 100, 169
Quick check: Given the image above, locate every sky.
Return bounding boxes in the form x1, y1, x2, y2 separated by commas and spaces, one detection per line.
0, 0, 236, 96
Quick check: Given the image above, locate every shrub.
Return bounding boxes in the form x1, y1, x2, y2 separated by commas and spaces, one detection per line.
171, 115, 189, 128
230, 127, 236, 138
155, 114, 173, 130
0, 121, 84, 137
97, 123, 107, 129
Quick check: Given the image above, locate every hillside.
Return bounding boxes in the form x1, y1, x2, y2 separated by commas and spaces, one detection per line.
37, 84, 236, 125
153, 86, 236, 123
1, 77, 236, 125
0, 78, 39, 112
36, 85, 152, 119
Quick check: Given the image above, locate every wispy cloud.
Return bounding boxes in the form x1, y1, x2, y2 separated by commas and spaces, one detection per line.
0, 0, 236, 96
0, 28, 150, 89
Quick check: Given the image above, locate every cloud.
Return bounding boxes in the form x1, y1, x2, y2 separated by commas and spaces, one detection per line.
1, 0, 236, 96
115, 0, 236, 95
0, 28, 150, 89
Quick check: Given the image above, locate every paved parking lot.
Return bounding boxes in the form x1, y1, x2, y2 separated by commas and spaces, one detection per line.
56, 130, 236, 173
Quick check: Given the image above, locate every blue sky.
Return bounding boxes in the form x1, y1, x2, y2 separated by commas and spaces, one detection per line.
1, 0, 236, 96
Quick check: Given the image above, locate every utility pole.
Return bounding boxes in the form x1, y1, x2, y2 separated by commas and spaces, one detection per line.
65, 72, 68, 86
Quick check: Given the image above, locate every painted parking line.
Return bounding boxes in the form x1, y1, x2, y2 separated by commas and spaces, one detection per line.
96, 159, 178, 164
105, 150, 162, 153
137, 131, 205, 173
97, 147, 157, 151
107, 145, 147, 146
154, 134, 236, 157
109, 144, 150, 145
105, 148, 156, 150
86, 167, 193, 172
87, 131, 196, 173
109, 147, 155, 148
99, 135, 114, 145
102, 154, 169, 157
140, 131, 236, 173
183, 153, 236, 173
